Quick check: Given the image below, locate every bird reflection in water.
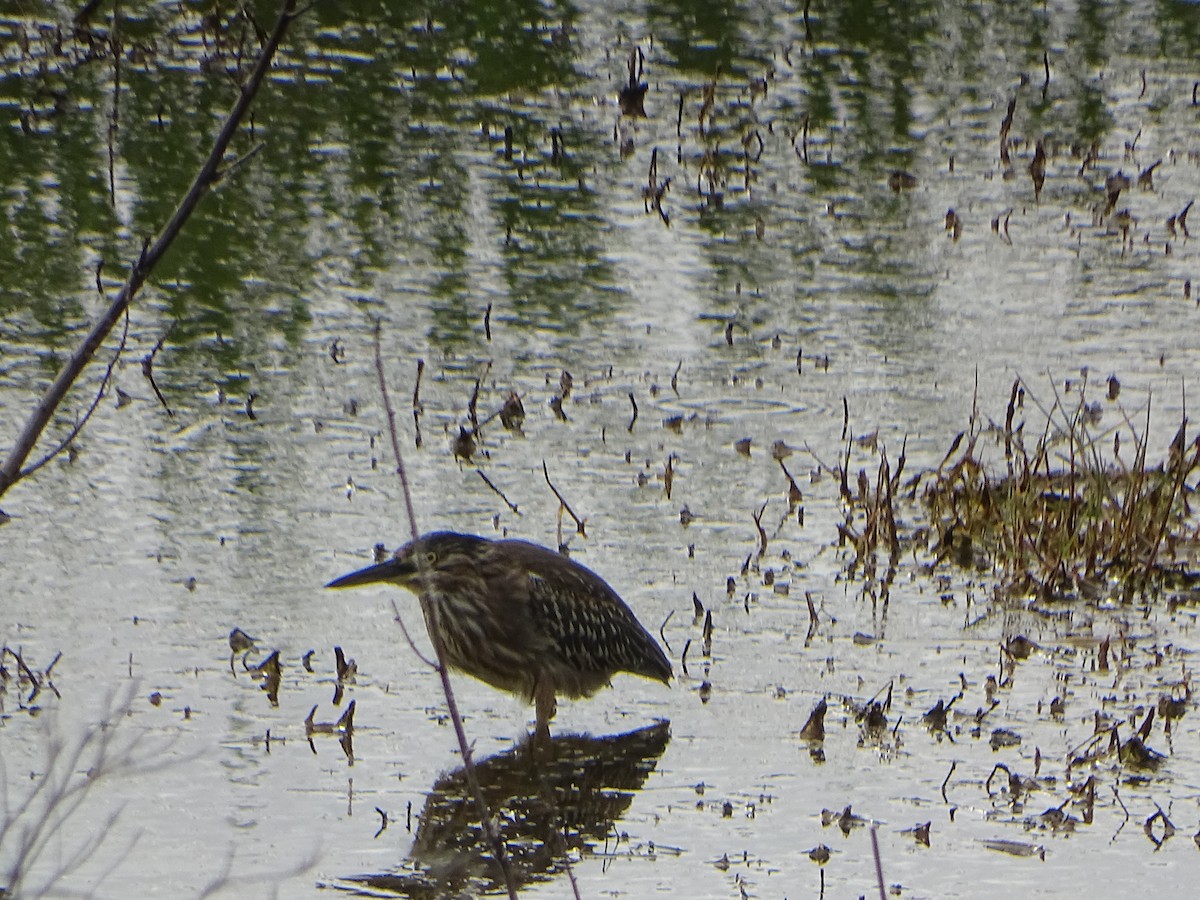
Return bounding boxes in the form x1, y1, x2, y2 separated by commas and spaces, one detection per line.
339, 720, 670, 897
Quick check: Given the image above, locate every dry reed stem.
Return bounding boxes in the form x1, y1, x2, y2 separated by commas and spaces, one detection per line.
371, 321, 519, 900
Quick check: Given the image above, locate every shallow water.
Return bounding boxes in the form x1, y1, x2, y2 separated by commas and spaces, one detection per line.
4, 1, 1200, 897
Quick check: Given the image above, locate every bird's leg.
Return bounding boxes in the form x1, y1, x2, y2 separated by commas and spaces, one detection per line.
534, 679, 557, 744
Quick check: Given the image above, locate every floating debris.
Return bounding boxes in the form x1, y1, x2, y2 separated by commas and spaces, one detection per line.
888, 170, 917, 193
228, 628, 259, 673
1119, 735, 1165, 771
798, 698, 827, 742
945, 208, 962, 241
1004, 635, 1038, 660
452, 426, 476, 463
229, 628, 257, 653
981, 838, 1045, 860
498, 392, 525, 430
990, 728, 1023, 751
619, 48, 648, 117
247, 650, 282, 706
821, 805, 867, 836
1029, 140, 1046, 200
904, 822, 931, 846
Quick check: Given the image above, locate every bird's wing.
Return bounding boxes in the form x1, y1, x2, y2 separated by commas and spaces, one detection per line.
526, 570, 664, 678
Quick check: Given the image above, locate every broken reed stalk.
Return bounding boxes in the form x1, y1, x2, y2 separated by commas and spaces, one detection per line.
371, 321, 519, 900
0, 0, 300, 499
543, 461, 587, 536
836, 442, 900, 604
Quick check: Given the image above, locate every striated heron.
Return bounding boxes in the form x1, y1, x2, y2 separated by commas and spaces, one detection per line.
326, 531, 672, 738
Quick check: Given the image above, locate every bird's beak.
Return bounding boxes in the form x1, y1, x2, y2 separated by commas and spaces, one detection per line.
325, 557, 416, 589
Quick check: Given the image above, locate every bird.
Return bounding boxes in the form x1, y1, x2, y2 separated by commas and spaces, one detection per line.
326, 531, 672, 739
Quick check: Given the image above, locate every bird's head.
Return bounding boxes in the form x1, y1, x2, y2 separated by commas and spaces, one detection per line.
325, 531, 486, 593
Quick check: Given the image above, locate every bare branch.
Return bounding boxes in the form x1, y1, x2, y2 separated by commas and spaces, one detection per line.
0, 0, 302, 498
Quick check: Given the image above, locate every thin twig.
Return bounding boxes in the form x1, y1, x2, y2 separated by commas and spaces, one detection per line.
387, 599, 437, 669
940, 761, 955, 803
372, 321, 518, 900
543, 460, 587, 536
477, 469, 520, 515
870, 823, 886, 900
658, 608, 674, 655
0, 0, 301, 497
412, 358, 425, 410
752, 500, 768, 557
220, 141, 266, 181
468, 379, 481, 434
475, 392, 525, 432
142, 331, 174, 417
20, 306, 130, 480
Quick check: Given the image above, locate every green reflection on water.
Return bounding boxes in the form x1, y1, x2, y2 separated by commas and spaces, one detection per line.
1, 0, 1195, 385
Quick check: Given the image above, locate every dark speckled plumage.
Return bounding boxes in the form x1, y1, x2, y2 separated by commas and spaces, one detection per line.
327, 531, 671, 736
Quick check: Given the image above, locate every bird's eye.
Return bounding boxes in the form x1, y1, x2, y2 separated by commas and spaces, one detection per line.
425, 551, 437, 565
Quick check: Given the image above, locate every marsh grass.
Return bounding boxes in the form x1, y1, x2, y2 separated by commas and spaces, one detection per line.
916, 378, 1200, 601
836, 377, 1200, 603
835, 436, 904, 605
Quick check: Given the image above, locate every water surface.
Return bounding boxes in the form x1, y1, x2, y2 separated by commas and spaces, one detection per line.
3, 1, 1200, 896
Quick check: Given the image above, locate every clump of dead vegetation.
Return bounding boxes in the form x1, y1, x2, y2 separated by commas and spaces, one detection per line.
841, 377, 1200, 603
